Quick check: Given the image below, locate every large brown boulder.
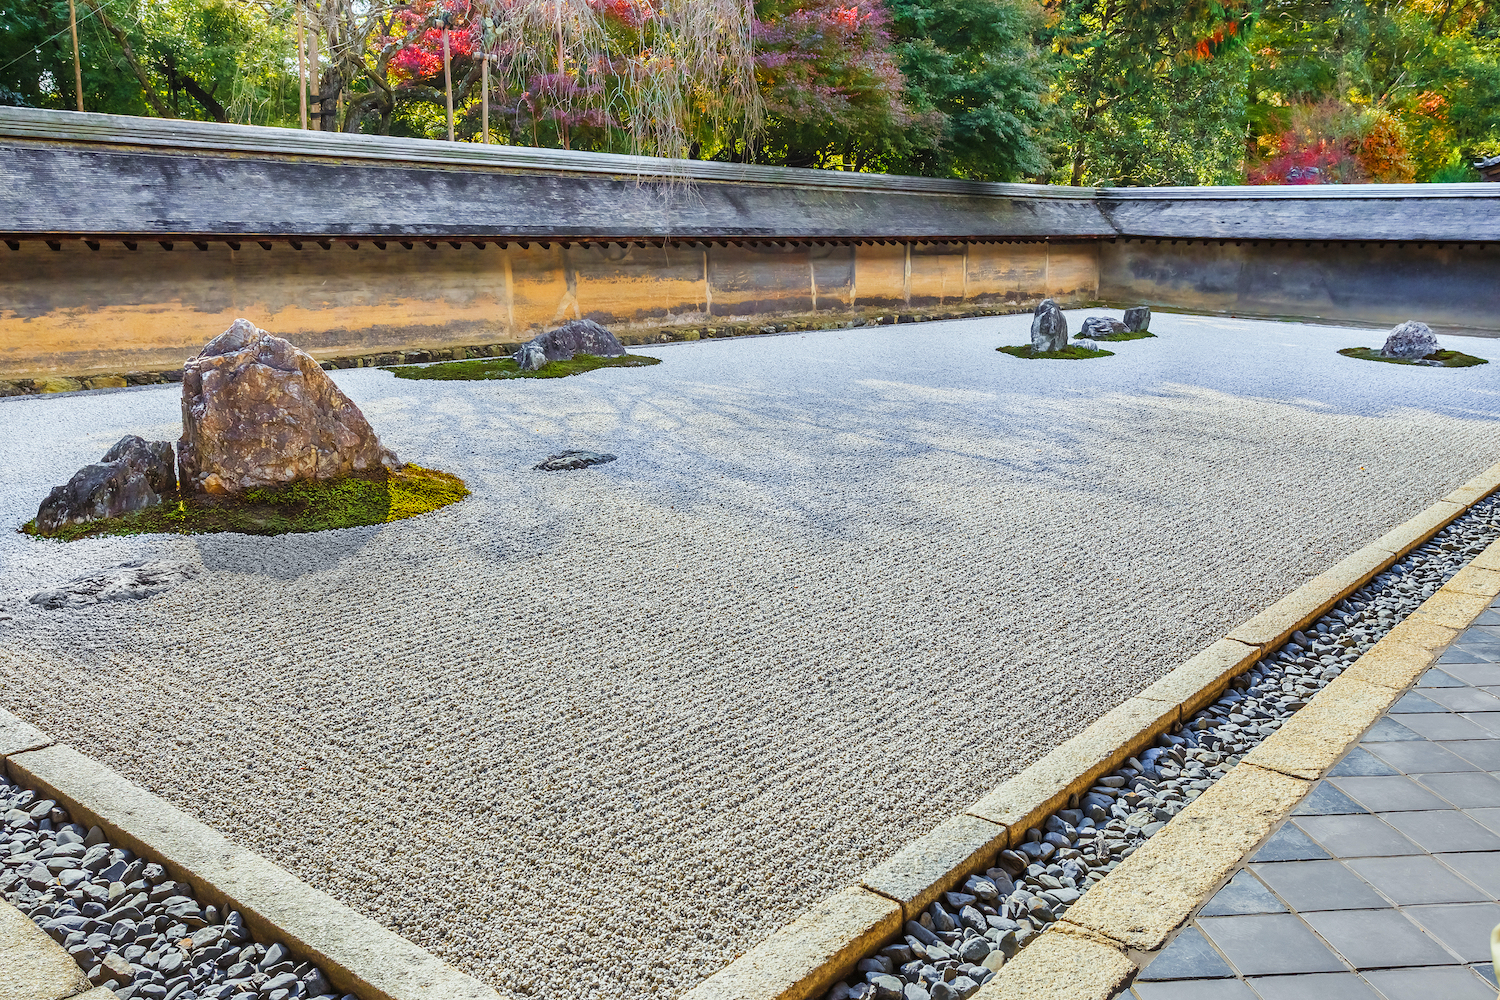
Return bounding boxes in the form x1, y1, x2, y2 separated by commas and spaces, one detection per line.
178, 319, 398, 495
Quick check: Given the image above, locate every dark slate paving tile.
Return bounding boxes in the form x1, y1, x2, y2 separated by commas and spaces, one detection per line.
1424, 688, 1500, 714
1365, 742, 1479, 775
1477, 611, 1500, 626
1345, 855, 1487, 905
1387, 692, 1449, 714
1459, 711, 1500, 735
1133, 980, 1258, 1000
1460, 806, 1500, 837
1198, 914, 1347, 976
1294, 783, 1368, 817
1330, 776, 1449, 812
1438, 649, 1488, 665
1302, 908, 1457, 968
1436, 851, 1500, 897
1328, 749, 1400, 777
1440, 739, 1500, 770
1200, 870, 1288, 916
1392, 714, 1493, 741
1139, 925, 1234, 980
1361, 717, 1424, 742
1420, 669, 1471, 688
1253, 824, 1332, 862
1452, 643, 1500, 662
1441, 663, 1500, 686
1250, 860, 1387, 911
1246, 973, 1380, 1000
1473, 962, 1497, 987
1292, 815, 1422, 858
1380, 810, 1500, 853
1360, 966, 1497, 1000
1404, 902, 1500, 962
1414, 771, 1500, 808
1465, 626, 1500, 642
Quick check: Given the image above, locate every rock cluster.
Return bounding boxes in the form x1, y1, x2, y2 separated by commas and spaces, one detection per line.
1380, 320, 1439, 361
33, 436, 176, 534
0, 779, 356, 1000
1029, 301, 1067, 353
179, 319, 398, 495
514, 319, 628, 372
825, 493, 1500, 1000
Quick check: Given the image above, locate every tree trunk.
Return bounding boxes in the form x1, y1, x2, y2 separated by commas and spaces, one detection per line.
92, 3, 174, 119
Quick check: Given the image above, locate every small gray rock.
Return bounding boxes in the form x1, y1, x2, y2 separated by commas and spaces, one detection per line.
1380, 320, 1439, 360
1123, 306, 1150, 331
959, 936, 991, 963
869, 974, 904, 1000
1030, 299, 1067, 352
1071, 338, 1101, 353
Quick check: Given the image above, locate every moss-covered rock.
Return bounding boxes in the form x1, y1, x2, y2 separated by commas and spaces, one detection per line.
998, 344, 1116, 360
383, 353, 660, 381
1337, 347, 1488, 368
22, 464, 468, 541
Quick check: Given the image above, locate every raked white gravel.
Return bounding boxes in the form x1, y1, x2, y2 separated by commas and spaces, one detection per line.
2, 312, 1499, 999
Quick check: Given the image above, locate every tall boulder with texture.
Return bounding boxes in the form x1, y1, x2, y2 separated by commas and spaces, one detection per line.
1123, 306, 1151, 332
34, 435, 175, 534
1380, 320, 1439, 360
1030, 299, 1068, 352
514, 319, 627, 371
178, 319, 398, 495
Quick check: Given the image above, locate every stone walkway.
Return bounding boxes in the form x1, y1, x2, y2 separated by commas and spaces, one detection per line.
1123, 606, 1500, 999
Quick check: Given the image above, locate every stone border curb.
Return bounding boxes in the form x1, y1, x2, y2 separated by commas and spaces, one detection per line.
682, 459, 1500, 1000
0, 894, 95, 1000
0, 729, 501, 1000
973, 529, 1500, 998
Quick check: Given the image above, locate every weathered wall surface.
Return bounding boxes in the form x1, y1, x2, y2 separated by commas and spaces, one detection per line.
0, 239, 1099, 377
1098, 239, 1500, 335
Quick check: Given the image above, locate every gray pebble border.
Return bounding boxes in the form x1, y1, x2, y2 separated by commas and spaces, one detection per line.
827, 491, 1500, 1000
0, 789, 357, 1000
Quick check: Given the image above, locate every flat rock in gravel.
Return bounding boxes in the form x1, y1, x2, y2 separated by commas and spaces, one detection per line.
33, 435, 175, 534
534, 450, 617, 471
28, 560, 197, 610
1030, 299, 1067, 352
514, 319, 627, 372
178, 319, 398, 495
1380, 320, 1439, 360
1079, 317, 1128, 338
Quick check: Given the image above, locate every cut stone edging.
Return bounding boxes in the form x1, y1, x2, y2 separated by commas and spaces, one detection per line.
681, 459, 1500, 1000
977, 530, 1500, 999
0, 734, 500, 1000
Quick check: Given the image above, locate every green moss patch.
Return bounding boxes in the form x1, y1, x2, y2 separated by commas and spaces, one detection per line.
23, 465, 469, 541
1091, 330, 1157, 342
383, 352, 661, 381
1337, 347, 1489, 368
998, 344, 1116, 360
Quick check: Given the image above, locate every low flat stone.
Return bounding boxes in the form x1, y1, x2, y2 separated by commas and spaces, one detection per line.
29, 561, 197, 611
534, 450, 618, 472
1079, 317, 1127, 338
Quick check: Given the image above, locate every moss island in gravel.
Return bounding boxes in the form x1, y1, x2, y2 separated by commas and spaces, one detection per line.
383, 352, 661, 381
1089, 330, 1156, 343
22, 465, 468, 541
998, 344, 1116, 360
1338, 347, 1488, 368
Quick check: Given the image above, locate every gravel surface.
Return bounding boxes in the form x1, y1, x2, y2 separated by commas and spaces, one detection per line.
0, 786, 352, 1000
822, 493, 1500, 1000
1, 311, 1499, 1000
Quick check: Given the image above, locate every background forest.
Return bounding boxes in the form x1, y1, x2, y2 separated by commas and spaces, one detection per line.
2, 0, 1498, 185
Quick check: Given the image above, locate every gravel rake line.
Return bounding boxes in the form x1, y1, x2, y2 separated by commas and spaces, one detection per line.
825, 492, 1500, 1000
0, 789, 358, 1000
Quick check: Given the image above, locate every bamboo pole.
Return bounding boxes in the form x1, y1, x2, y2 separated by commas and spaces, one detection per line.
68, 0, 83, 111
308, 23, 320, 129
442, 25, 454, 141
296, 10, 307, 129
481, 54, 489, 143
